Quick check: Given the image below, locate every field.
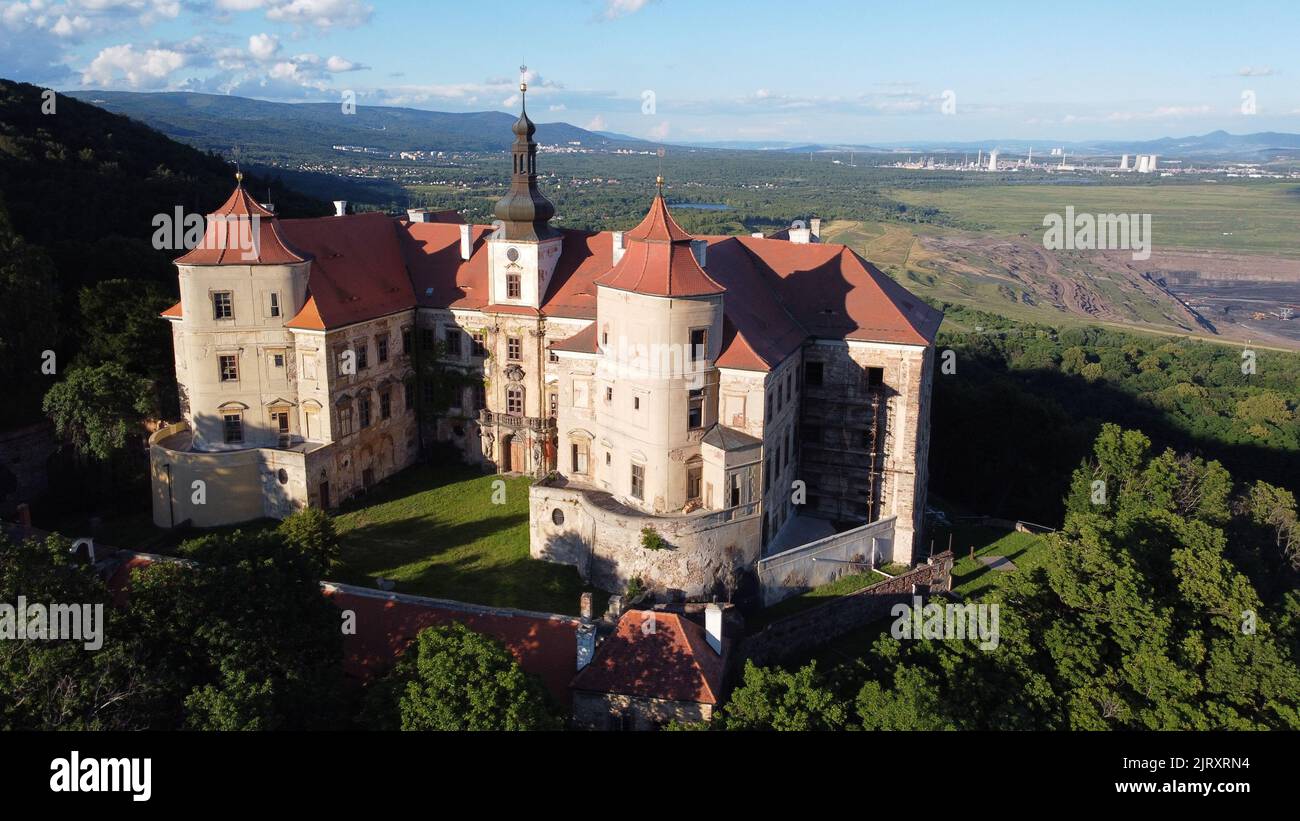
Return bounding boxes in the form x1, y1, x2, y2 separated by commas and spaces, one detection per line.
889, 182, 1300, 258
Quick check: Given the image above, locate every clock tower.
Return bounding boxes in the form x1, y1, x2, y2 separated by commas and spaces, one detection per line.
489, 65, 563, 308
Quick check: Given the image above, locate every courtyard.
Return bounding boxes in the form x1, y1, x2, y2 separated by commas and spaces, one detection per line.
330, 463, 601, 616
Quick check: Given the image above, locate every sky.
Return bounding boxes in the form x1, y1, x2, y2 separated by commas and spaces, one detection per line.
2, 0, 1299, 144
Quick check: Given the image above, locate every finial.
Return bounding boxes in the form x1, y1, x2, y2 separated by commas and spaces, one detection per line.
235, 170, 243, 183
519, 63, 528, 94
656, 174, 664, 193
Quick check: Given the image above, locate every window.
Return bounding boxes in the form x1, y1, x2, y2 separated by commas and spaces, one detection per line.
571, 441, 589, 474
605, 386, 613, 403
269, 293, 280, 318
690, 328, 708, 361
356, 343, 369, 370
358, 395, 372, 428
405, 382, 415, 410
764, 457, 773, 491
805, 361, 824, 386
551, 508, 565, 526
601, 326, 609, 346
377, 336, 389, 363
729, 473, 741, 507
420, 328, 435, 351
380, 389, 392, 420
445, 327, 462, 355
475, 384, 487, 411
687, 465, 702, 500
865, 366, 885, 388
549, 349, 559, 363
630, 464, 644, 500
338, 406, 353, 436
507, 336, 522, 361
271, 352, 285, 369
219, 354, 239, 382
222, 412, 243, 443
549, 393, 558, 418
633, 396, 640, 411
506, 272, 521, 299
605, 452, 611, 466
688, 387, 704, 429
402, 328, 412, 355
470, 331, 487, 357
506, 386, 524, 415
212, 291, 233, 320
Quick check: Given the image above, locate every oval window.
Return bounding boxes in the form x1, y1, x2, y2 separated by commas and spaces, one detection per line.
506, 247, 520, 262
551, 508, 565, 526
277, 469, 289, 485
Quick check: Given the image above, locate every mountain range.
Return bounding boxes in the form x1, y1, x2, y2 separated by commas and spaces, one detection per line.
65, 90, 649, 164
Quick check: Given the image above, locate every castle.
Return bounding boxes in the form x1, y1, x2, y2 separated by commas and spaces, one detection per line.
149, 80, 941, 599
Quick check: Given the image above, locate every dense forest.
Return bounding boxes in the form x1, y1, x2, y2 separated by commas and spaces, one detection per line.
929, 302, 1300, 527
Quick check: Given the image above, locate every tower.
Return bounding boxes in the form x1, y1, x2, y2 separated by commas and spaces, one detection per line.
488, 65, 563, 308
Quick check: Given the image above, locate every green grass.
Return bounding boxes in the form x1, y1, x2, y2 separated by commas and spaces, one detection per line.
889, 182, 1300, 257
750, 572, 880, 631
945, 525, 1050, 599
331, 463, 600, 616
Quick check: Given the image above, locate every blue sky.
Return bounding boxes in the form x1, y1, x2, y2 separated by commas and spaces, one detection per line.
2, 0, 1299, 142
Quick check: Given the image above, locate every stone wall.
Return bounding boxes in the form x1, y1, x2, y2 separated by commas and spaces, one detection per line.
531, 481, 761, 600
755, 516, 898, 606
743, 551, 954, 667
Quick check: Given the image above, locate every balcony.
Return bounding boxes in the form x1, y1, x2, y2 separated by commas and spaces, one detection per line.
477, 409, 555, 432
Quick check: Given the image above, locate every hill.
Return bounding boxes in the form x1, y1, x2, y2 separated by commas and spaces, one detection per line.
65, 90, 649, 164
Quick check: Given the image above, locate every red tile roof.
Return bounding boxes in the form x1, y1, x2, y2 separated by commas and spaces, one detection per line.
571, 610, 728, 705
279, 212, 415, 330
175, 182, 307, 266
323, 584, 580, 706
169, 182, 941, 349
595, 196, 726, 298
160, 301, 182, 319
549, 322, 599, 354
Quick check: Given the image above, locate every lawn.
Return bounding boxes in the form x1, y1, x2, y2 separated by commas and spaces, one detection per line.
330, 463, 599, 616
946, 524, 1050, 599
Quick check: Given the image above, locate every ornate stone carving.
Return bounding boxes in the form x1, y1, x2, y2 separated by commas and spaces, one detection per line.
504, 364, 526, 383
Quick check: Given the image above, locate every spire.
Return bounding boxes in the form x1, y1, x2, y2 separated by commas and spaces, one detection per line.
595, 193, 724, 297
493, 63, 558, 242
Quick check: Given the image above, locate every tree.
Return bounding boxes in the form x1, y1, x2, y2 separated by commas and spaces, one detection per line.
277, 507, 341, 574
75, 279, 178, 417
0, 534, 149, 730
42, 362, 153, 461
0, 196, 61, 428
362, 622, 560, 731
716, 660, 846, 731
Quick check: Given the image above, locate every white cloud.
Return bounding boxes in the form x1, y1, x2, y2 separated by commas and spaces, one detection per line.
649, 120, 670, 139
585, 114, 607, 131
1237, 66, 1276, 77
548, 103, 567, 111
248, 32, 280, 60
82, 43, 187, 88
599, 0, 655, 21
325, 54, 364, 72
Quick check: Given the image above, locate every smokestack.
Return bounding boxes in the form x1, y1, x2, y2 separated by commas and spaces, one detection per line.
333, 200, 348, 217
459, 223, 472, 261
809, 218, 821, 241
611, 231, 626, 265
690, 238, 708, 268
705, 603, 723, 655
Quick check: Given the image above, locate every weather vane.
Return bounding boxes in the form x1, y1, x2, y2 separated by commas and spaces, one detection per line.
519, 63, 528, 93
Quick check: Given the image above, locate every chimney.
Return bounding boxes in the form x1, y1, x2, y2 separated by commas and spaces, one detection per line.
788, 221, 812, 244
580, 591, 594, 621
333, 200, 348, 217
611, 231, 626, 265
407, 208, 430, 223
750, 232, 765, 238
459, 223, 472, 261
605, 594, 625, 622
705, 603, 723, 655
810, 218, 821, 241
690, 238, 708, 268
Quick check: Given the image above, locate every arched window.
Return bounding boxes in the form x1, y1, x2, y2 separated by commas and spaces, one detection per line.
506, 386, 524, 416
